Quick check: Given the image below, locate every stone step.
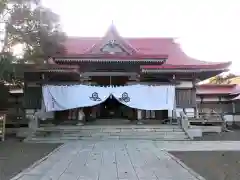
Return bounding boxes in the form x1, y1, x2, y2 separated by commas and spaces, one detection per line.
58, 128, 183, 133
34, 130, 186, 137
40, 124, 179, 128
40, 129, 183, 134
29, 132, 189, 140
26, 125, 190, 143
37, 126, 182, 131
34, 127, 185, 137
38, 128, 183, 134
47, 131, 186, 137
26, 135, 189, 143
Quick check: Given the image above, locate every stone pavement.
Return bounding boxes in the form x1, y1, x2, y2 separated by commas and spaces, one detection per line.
12, 140, 240, 180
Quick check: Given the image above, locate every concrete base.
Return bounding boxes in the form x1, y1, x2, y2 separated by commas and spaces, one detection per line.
187, 128, 203, 139
184, 125, 222, 139
76, 122, 84, 126
136, 121, 144, 125
191, 125, 222, 133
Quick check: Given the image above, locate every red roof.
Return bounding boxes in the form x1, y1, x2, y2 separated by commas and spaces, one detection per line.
196, 84, 236, 95
62, 37, 230, 69
57, 25, 231, 69
230, 85, 240, 100
232, 94, 240, 101
55, 53, 168, 60
230, 85, 240, 95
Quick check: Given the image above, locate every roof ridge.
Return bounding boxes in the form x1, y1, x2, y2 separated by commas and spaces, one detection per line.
84, 25, 138, 55
66, 36, 176, 40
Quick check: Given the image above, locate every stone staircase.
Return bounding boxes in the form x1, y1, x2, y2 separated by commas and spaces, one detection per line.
24, 125, 190, 143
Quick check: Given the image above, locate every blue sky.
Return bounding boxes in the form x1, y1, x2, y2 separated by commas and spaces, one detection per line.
42, 0, 240, 73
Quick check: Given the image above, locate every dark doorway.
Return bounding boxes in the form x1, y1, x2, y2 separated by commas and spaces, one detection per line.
99, 96, 124, 119
162, 110, 169, 120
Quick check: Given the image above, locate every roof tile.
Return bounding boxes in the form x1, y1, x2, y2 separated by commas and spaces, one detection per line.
62, 37, 230, 69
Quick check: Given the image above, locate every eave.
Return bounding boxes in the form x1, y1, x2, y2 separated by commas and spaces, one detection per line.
34, 69, 79, 73
53, 54, 168, 63
55, 58, 166, 63
141, 68, 229, 73
24, 64, 79, 74
141, 61, 231, 70
232, 94, 240, 101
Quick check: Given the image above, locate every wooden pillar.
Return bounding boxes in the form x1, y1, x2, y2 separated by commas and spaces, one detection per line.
137, 109, 142, 120
128, 109, 137, 120
155, 110, 162, 120
142, 110, 146, 120
171, 96, 177, 124
232, 102, 236, 113
77, 108, 85, 126
195, 107, 199, 118
150, 110, 155, 119
133, 109, 137, 120
91, 106, 97, 119
127, 108, 133, 120
145, 110, 150, 119
137, 109, 143, 124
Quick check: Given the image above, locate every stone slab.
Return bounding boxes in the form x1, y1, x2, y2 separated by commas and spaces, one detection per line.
11, 140, 215, 180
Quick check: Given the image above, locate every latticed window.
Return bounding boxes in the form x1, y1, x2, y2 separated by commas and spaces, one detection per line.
24, 86, 42, 109
234, 102, 240, 113
175, 89, 196, 108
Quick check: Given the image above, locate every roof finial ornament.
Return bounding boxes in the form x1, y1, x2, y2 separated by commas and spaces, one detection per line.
110, 20, 115, 29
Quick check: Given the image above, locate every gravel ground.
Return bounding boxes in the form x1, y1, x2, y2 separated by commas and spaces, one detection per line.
0, 138, 60, 180
199, 127, 240, 141
175, 127, 240, 179
170, 151, 240, 180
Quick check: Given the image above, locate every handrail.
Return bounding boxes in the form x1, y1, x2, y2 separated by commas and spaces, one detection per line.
0, 114, 6, 141
186, 112, 223, 123
180, 111, 190, 129
186, 111, 229, 132
179, 111, 192, 139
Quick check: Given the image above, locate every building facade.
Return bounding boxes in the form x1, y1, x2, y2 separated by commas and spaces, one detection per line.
23, 25, 231, 124
197, 84, 240, 114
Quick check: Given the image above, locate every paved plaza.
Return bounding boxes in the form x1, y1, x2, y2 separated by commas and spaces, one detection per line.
11, 140, 240, 180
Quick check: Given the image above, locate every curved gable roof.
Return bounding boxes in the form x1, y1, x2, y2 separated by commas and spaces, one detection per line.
62, 37, 231, 69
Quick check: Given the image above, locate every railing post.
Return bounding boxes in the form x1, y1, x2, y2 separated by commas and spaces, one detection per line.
180, 111, 190, 130
137, 109, 143, 124
0, 113, 6, 141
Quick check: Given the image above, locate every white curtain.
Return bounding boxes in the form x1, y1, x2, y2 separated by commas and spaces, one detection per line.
42, 84, 175, 112
112, 85, 175, 110
43, 85, 111, 111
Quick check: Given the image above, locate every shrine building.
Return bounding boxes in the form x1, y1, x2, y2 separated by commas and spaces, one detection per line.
23, 25, 231, 125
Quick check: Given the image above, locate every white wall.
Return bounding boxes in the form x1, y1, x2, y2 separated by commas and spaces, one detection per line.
176, 81, 193, 88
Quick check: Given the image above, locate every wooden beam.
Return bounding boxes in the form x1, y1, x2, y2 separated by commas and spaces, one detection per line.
126, 82, 178, 85
80, 72, 138, 77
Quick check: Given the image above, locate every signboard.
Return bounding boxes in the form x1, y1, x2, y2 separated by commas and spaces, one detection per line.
0, 114, 6, 141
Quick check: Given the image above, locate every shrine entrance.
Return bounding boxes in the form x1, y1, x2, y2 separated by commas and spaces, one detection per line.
83, 96, 137, 123
99, 96, 124, 119
98, 95, 135, 120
